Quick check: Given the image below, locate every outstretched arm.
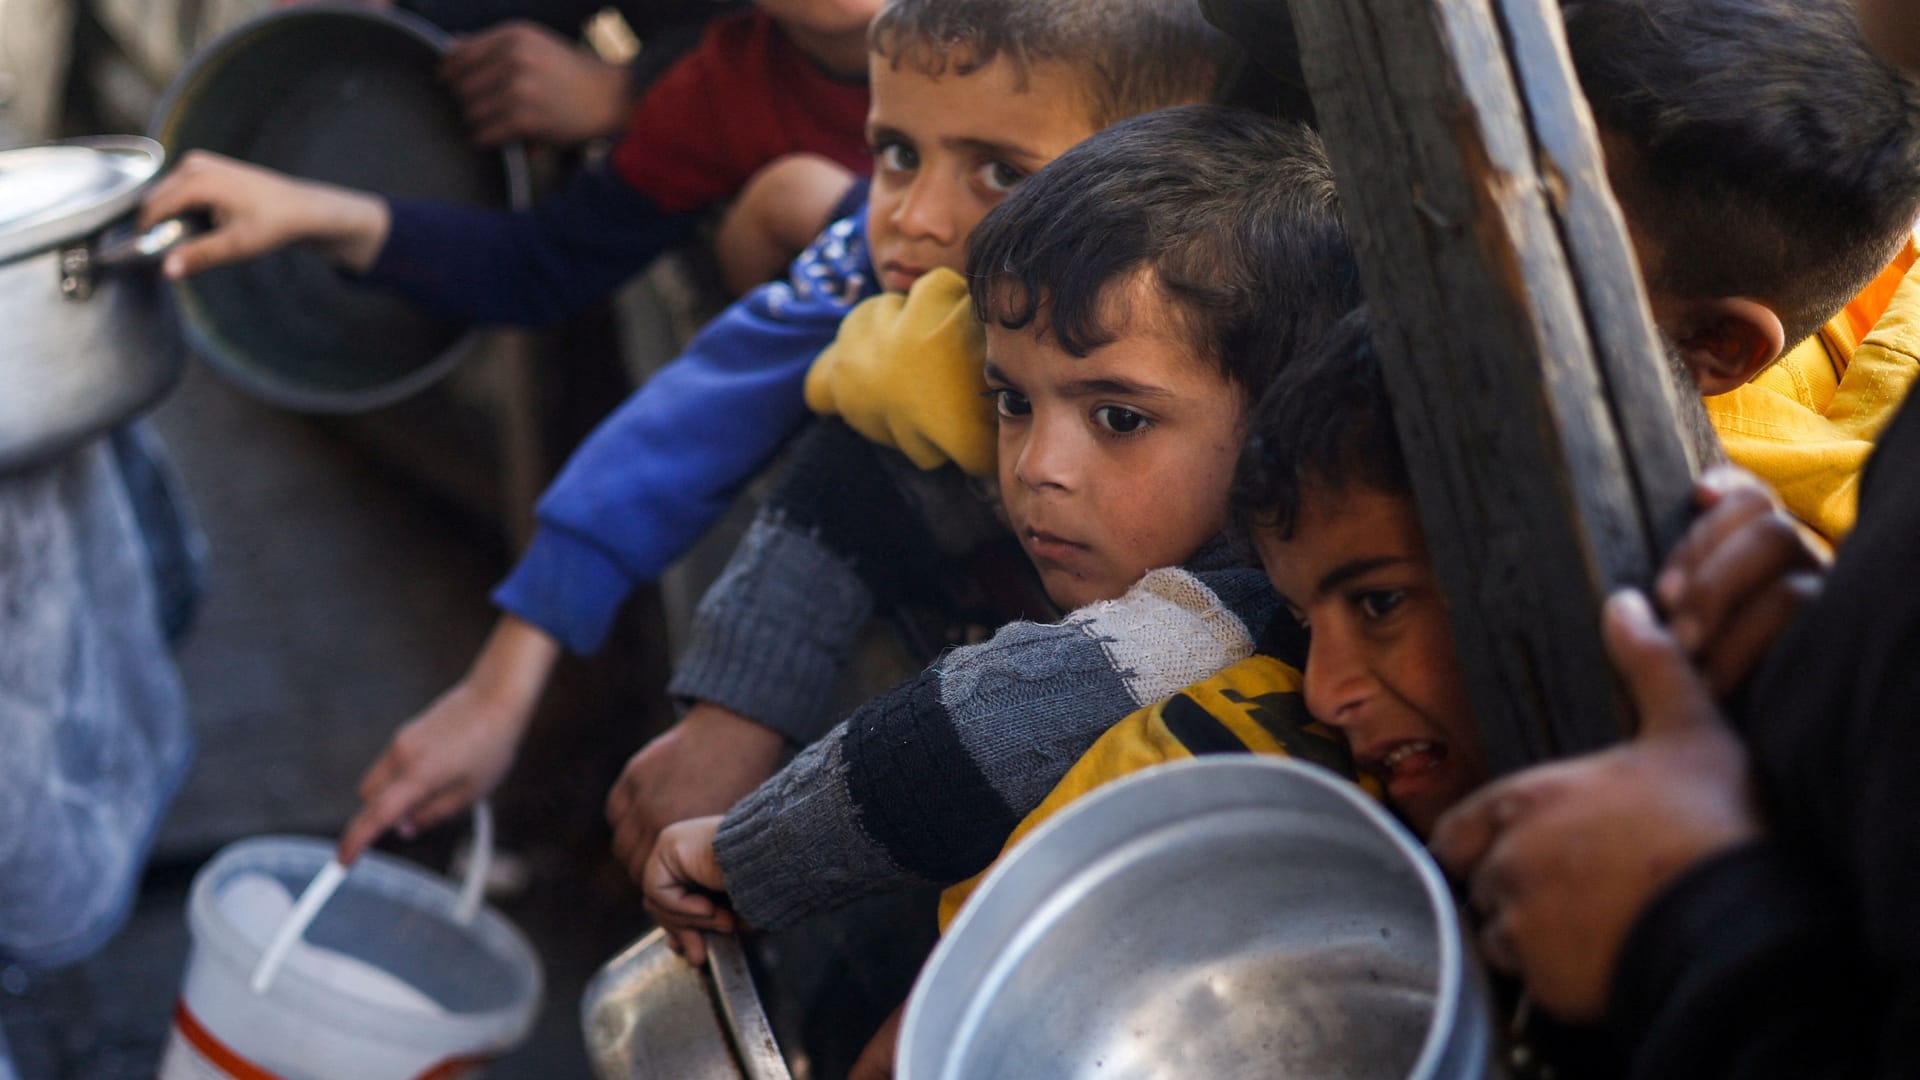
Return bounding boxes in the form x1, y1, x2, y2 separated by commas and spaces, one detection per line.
491, 215, 874, 652
709, 560, 1273, 932
140, 152, 390, 278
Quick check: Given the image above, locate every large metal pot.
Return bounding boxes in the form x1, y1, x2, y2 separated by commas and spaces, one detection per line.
900, 757, 1499, 1080
149, 4, 529, 412
0, 136, 190, 473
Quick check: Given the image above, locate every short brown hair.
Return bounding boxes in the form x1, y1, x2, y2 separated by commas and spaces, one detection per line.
1565, 0, 1920, 348
870, 0, 1235, 126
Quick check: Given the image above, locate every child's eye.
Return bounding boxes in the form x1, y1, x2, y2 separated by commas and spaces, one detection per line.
979, 161, 1025, 194
1356, 590, 1406, 621
985, 388, 1031, 419
1092, 405, 1149, 435
876, 141, 918, 173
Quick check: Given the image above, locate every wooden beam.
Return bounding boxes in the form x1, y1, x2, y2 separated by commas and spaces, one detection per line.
1287, 0, 1705, 772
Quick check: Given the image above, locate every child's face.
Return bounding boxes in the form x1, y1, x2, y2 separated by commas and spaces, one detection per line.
864, 54, 1101, 294
986, 278, 1248, 611
1254, 485, 1486, 837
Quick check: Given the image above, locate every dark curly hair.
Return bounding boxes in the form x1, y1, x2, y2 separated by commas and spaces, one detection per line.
965, 105, 1359, 395
1230, 309, 1409, 539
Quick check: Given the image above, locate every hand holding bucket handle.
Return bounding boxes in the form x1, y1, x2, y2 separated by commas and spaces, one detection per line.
250, 801, 495, 995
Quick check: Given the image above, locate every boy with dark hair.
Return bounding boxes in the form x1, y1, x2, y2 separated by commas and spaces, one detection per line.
642, 106, 1360, 948
314, 0, 1238, 862
1560, 0, 1920, 544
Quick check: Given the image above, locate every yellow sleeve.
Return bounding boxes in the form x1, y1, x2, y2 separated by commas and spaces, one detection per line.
935, 655, 1370, 931
802, 267, 996, 476
1708, 257, 1920, 545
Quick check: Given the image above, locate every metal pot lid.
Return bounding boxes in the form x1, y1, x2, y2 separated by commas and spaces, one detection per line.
0, 136, 164, 266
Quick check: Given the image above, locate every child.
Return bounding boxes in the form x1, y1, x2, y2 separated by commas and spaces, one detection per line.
329, 0, 1237, 863
1559, 0, 1920, 546
806, 0, 1920, 551
140, 0, 879, 324
641, 106, 1361, 954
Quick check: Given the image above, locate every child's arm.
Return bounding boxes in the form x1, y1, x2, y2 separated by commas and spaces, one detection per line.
440, 21, 634, 147
665, 420, 989, 746
714, 154, 858, 295
140, 152, 697, 327
139, 152, 391, 278
603, 419, 988, 882
492, 212, 877, 654
337, 614, 558, 863
702, 557, 1278, 933
805, 268, 998, 476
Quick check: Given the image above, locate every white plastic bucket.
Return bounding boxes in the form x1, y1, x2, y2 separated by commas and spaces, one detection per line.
160, 835, 544, 1079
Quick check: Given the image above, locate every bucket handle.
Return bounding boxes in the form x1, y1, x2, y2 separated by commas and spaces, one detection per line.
249, 800, 495, 995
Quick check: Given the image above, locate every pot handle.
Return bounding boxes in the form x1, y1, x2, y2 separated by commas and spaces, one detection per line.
91, 213, 210, 269
60, 214, 210, 302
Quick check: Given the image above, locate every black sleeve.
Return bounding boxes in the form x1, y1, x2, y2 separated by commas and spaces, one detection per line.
364, 162, 694, 326
1610, 842, 1920, 1079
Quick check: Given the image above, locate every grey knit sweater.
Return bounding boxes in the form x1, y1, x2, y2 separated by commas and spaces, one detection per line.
674, 425, 1279, 930
710, 551, 1277, 930
670, 419, 1032, 744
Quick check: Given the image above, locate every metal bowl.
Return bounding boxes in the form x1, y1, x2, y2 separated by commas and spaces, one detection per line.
150, 4, 528, 412
582, 928, 791, 1080
899, 757, 1496, 1080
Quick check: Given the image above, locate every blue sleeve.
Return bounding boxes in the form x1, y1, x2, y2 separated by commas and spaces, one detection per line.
493, 209, 878, 653
363, 163, 695, 327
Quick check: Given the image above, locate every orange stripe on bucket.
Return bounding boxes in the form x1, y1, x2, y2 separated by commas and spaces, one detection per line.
415, 1053, 493, 1080
173, 1000, 283, 1080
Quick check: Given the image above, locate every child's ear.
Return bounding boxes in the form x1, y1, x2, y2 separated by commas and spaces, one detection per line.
1668, 298, 1787, 396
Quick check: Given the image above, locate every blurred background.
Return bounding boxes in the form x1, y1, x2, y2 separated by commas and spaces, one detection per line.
0, 2, 700, 1074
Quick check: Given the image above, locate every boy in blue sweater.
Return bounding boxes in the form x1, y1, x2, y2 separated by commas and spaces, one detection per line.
315, 0, 1235, 862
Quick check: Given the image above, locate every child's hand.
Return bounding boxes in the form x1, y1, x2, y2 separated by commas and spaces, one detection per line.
1430, 591, 1760, 1022
440, 22, 633, 147
804, 268, 997, 476
642, 816, 736, 964
606, 703, 786, 885
139, 151, 390, 278
337, 615, 558, 863
1655, 466, 1826, 697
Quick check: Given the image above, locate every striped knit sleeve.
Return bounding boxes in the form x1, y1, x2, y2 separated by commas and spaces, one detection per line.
712, 565, 1264, 931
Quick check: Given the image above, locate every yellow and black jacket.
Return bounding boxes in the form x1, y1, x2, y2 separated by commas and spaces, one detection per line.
937, 646, 1383, 930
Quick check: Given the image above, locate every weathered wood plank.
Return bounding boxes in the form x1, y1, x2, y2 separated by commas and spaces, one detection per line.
1288, 0, 1699, 771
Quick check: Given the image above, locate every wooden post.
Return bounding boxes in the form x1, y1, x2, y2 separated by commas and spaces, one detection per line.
1287, 0, 1707, 772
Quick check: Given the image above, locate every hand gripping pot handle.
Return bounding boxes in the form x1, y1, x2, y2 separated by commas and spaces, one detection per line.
58, 214, 207, 302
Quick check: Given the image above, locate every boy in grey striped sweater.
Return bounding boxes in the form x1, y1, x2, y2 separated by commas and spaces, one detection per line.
643, 107, 1360, 951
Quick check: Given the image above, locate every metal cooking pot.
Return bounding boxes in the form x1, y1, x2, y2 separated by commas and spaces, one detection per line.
149, 4, 529, 412
0, 137, 193, 473
900, 757, 1499, 1080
